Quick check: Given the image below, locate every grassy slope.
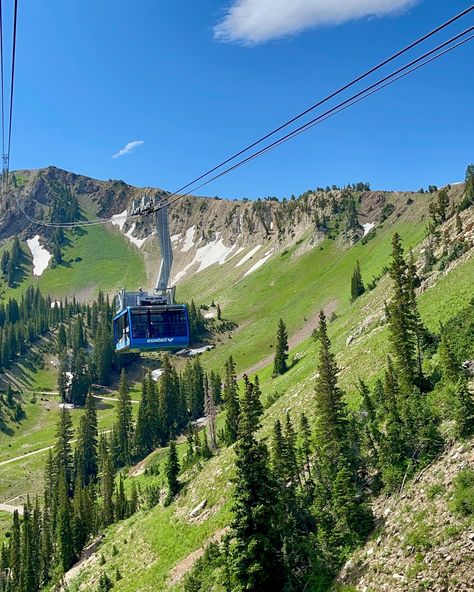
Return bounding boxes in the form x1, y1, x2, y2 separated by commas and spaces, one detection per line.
1, 192, 472, 589
0, 223, 146, 300
69, 198, 474, 592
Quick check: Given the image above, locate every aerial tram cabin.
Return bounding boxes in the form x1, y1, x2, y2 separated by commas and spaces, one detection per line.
113, 196, 190, 353
113, 289, 189, 352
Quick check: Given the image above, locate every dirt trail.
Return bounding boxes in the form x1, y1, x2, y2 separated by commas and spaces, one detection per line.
60, 535, 104, 590
168, 527, 229, 587
92, 394, 140, 404
239, 299, 338, 379
0, 503, 24, 515
0, 430, 112, 468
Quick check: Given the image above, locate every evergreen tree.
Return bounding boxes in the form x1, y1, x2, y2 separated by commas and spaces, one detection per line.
54, 407, 74, 493
350, 260, 365, 301
99, 436, 115, 526
387, 233, 417, 391
436, 189, 449, 222
115, 369, 133, 466
56, 468, 75, 572
114, 475, 127, 521
298, 412, 312, 480
230, 394, 284, 590
240, 375, 263, 436
10, 510, 21, 590
313, 311, 350, 469
70, 347, 90, 406
158, 356, 179, 442
209, 370, 222, 405
204, 374, 217, 449
57, 323, 67, 353
439, 332, 461, 383
75, 392, 99, 486
165, 440, 180, 501
223, 357, 240, 445
273, 318, 289, 376
451, 380, 474, 439
455, 212, 463, 234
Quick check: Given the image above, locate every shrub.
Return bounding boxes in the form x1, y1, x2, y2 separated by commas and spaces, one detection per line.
451, 469, 474, 516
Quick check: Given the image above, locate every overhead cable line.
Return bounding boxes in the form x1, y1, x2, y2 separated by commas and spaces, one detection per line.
0, 0, 6, 185
16, 10, 474, 228
7, 0, 17, 167
163, 26, 474, 205
164, 4, 474, 201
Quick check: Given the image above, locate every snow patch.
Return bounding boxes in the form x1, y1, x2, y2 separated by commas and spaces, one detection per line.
125, 223, 147, 248
151, 369, 164, 382
111, 208, 128, 231
51, 301, 61, 308
181, 226, 196, 252
172, 234, 236, 283
204, 311, 215, 319
171, 233, 181, 243
243, 250, 273, 277
176, 345, 215, 356
362, 222, 375, 236
59, 403, 75, 410
27, 235, 52, 276
235, 245, 261, 267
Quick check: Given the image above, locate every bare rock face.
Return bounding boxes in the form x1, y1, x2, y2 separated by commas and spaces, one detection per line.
462, 361, 474, 377
336, 438, 474, 592
1, 166, 466, 291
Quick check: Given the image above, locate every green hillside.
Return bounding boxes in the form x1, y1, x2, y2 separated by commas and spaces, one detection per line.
1, 173, 473, 592
0, 223, 146, 301
60, 191, 474, 591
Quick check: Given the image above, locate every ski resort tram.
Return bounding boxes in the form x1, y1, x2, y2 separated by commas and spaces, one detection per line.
113, 289, 190, 352
113, 195, 190, 353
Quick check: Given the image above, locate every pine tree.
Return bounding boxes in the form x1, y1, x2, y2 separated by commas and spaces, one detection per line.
451, 379, 474, 439
97, 572, 113, 591
350, 260, 365, 301
19, 501, 37, 592
75, 392, 99, 486
240, 375, 263, 436
298, 412, 312, 480
114, 475, 127, 521
204, 374, 217, 449
387, 233, 417, 392
455, 212, 463, 234
209, 370, 222, 405
54, 407, 74, 493
230, 397, 284, 590
314, 311, 350, 470
99, 436, 115, 526
57, 324, 67, 354
129, 480, 139, 515
40, 504, 52, 585
439, 332, 461, 383
436, 189, 449, 222
115, 369, 133, 466
158, 356, 179, 442
165, 440, 180, 501
10, 510, 21, 590
223, 357, 240, 445
70, 347, 90, 406
56, 468, 75, 572
273, 318, 289, 376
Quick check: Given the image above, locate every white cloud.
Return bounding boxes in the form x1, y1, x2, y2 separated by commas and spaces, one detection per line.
112, 140, 144, 159
214, 0, 419, 45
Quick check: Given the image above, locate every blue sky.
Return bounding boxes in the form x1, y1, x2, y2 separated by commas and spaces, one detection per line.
6, 0, 474, 199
